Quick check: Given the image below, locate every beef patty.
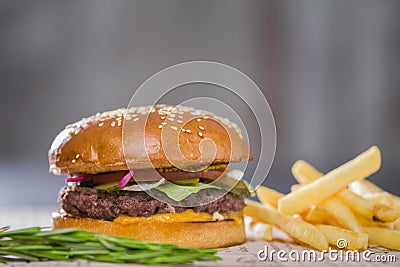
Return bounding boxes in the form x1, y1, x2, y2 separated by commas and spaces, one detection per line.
59, 186, 245, 221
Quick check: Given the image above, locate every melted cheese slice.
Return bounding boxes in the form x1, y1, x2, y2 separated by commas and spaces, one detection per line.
113, 209, 240, 224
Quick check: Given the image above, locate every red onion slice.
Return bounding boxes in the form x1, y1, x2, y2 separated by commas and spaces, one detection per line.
65, 174, 90, 183
118, 170, 134, 188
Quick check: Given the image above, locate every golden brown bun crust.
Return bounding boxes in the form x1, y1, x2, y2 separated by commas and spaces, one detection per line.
49, 105, 252, 175
53, 216, 246, 248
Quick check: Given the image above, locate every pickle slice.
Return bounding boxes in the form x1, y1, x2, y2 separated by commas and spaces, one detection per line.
95, 182, 121, 191
171, 178, 200, 186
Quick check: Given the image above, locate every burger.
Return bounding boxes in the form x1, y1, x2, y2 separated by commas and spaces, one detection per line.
49, 105, 252, 248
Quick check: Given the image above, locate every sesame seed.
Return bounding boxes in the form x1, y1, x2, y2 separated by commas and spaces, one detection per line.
196, 118, 202, 122
111, 121, 116, 127
71, 159, 76, 163
133, 118, 139, 122
117, 120, 122, 126
167, 118, 175, 121
98, 122, 104, 127
161, 122, 167, 125
177, 120, 183, 123
198, 132, 203, 137
161, 116, 166, 119
75, 154, 80, 159
198, 125, 205, 131
178, 115, 183, 119
186, 129, 192, 133
170, 126, 178, 131
170, 114, 176, 117
158, 125, 163, 129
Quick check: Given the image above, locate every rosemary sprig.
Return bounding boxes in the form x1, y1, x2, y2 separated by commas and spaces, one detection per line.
0, 226, 220, 264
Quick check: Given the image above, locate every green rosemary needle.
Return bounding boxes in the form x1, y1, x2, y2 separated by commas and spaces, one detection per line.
0, 226, 220, 264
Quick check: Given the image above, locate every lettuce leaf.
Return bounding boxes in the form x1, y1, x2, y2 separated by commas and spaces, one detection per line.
154, 182, 218, 201
153, 170, 254, 201
123, 179, 165, 191
212, 170, 254, 197
95, 169, 253, 201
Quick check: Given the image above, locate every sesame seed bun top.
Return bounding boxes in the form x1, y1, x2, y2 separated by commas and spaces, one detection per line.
49, 105, 252, 175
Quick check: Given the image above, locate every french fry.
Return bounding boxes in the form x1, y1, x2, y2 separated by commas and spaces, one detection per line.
350, 181, 400, 212
363, 227, 400, 251
365, 192, 393, 206
373, 204, 399, 222
244, 199, 329, 251
291, 162, 364, 231
393, 219, 400, 230
322, 198, 363, 232
338, 190, 375, 220
356, 215, 397, 229
256, 186, 284, 209
245, 218, 273, 242
325, 217, 342, 228
338, 189, 398, 222
316, 224, 368, 250
279, 146, 381, 215
291, 159, 321, 183
364, 192, 400, 213
290, 184, 302, 192
349, 180, 384, 195
304, 206, 332, 224
292, 158, 397, 222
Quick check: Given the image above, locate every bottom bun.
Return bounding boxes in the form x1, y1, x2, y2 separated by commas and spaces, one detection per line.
53, 215, 246, 248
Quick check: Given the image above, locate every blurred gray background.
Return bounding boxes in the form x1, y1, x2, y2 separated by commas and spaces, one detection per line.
0, 0, 399, 206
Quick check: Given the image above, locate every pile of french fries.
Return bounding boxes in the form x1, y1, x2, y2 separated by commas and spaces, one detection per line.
244, 146, 400, 251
